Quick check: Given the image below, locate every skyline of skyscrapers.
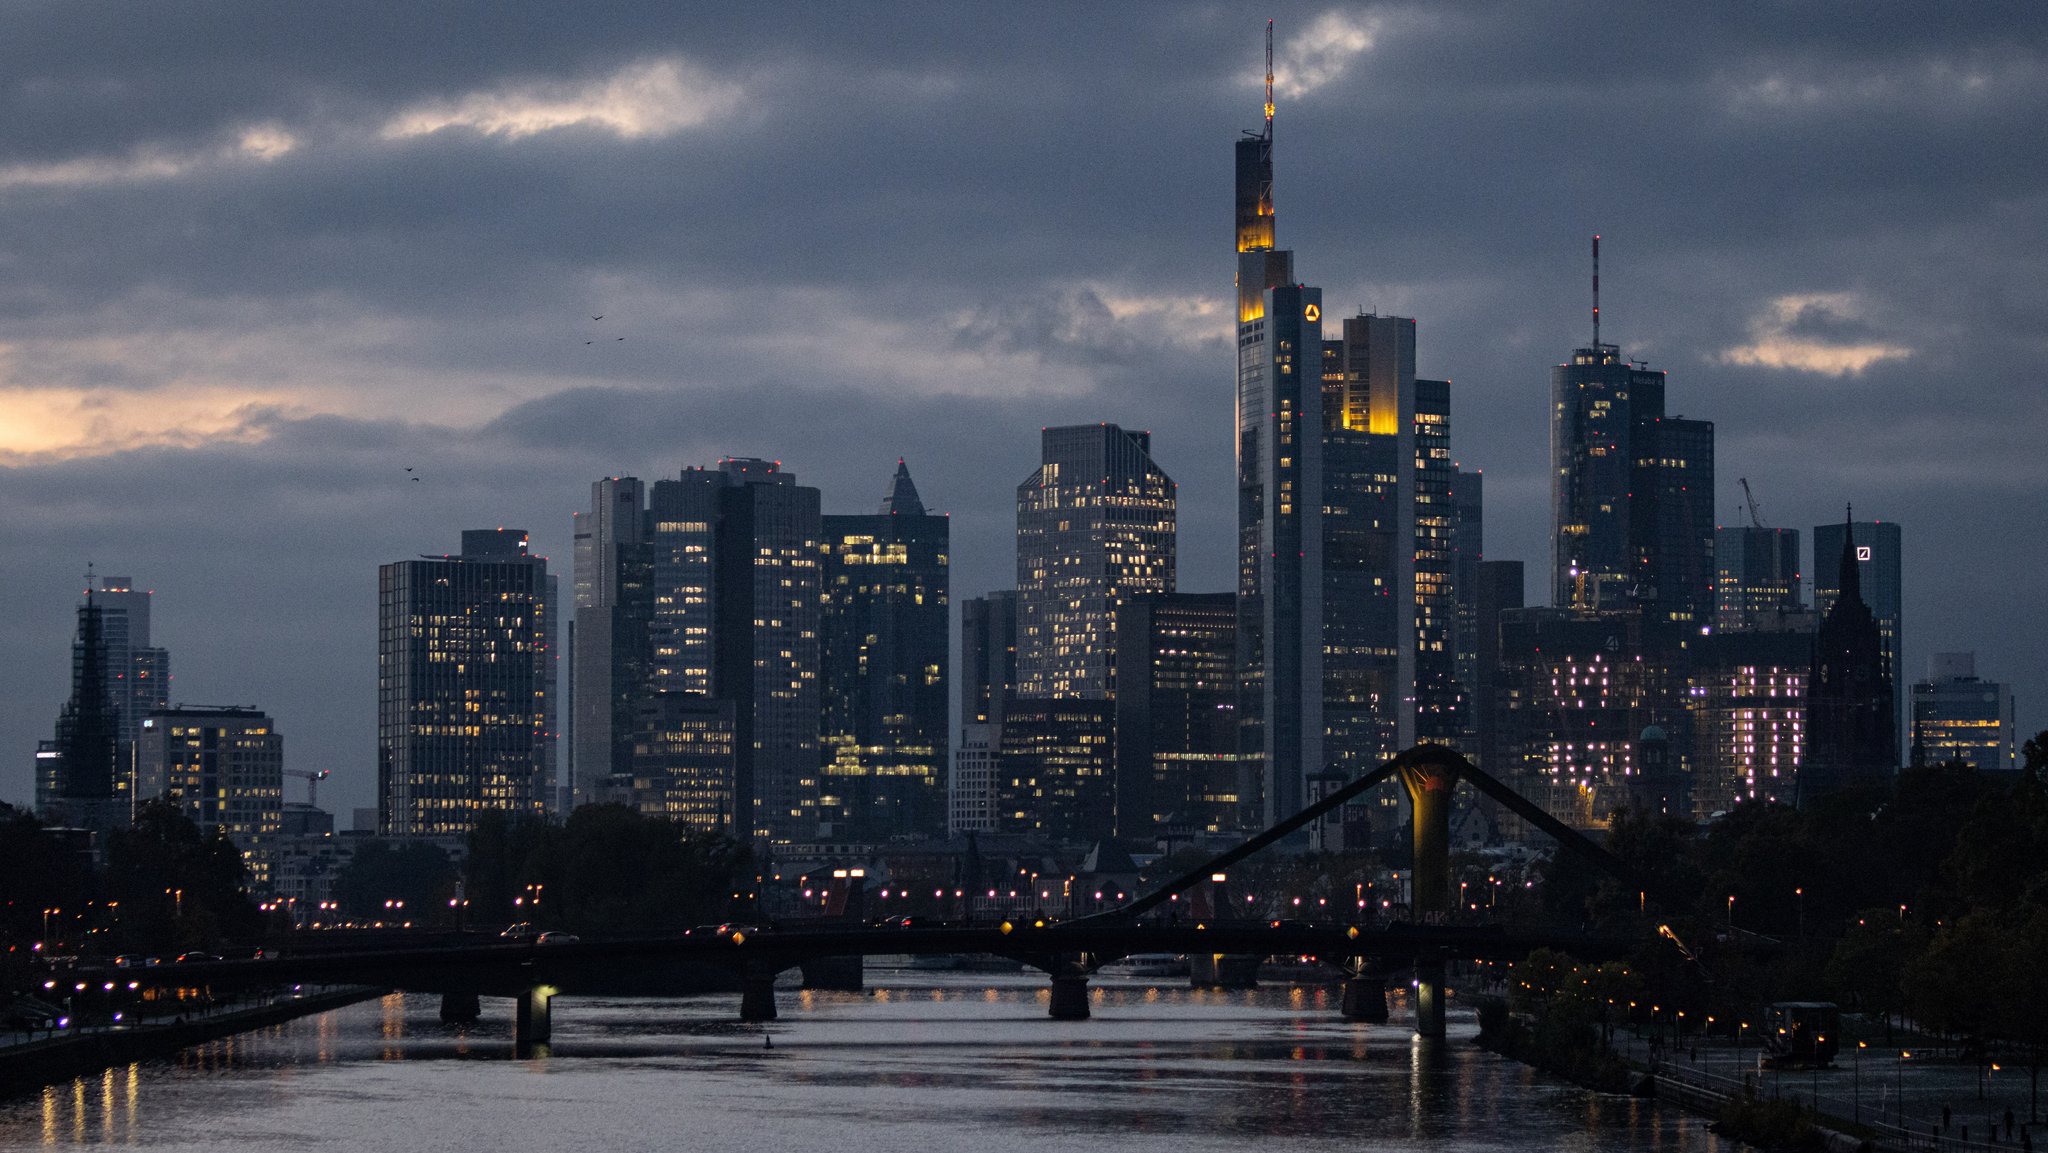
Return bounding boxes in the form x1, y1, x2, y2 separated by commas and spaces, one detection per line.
20, 36, 2016, 860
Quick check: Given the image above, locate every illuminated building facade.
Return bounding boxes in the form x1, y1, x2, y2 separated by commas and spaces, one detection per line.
572, 460, 824, 842
994, 701, 1115, 844
1319, 315, 1405, 777
652, 459, 823, 842
818, 461, 950, 841
1910, 652, 2015, 774
378, 531, 554, 837
949, 723, 998, 835
1112, 593, 1241, 837
1412, 377, 1462, 743
1015, 424, 1176, 701
135, 706, 284, 887
1813, 519, 1903, 746
1232, 67, 1325, 827
628, 693, 737, 827
1714, 526, 1806, 632
1491, 609, 1692, 827
1688, 631, 1807, 815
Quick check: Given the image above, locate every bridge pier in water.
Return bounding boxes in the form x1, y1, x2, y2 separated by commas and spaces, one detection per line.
739, 974, 779, 1022
515, 986, 554, 1052
438, 990, 481, 1024
1045, 955, 1093, 1020
1401, 755, 1458, 1038
1341, 968, 1388, 1023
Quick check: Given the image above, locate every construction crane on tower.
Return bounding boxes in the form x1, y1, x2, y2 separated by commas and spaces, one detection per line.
284, 768, 331, 807
1739, 477, 1768, 529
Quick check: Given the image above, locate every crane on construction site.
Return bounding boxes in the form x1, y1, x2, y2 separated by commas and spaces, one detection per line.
284, 768, 331, 807
1739, 477, 1768, 529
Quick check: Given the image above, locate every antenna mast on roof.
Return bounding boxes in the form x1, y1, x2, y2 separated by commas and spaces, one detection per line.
1264, 20, 1275, 131
1592, 234, 1601, 348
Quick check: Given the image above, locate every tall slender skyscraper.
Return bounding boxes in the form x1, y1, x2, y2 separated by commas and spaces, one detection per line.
571, 478, 651, 810
819, 460, 950, 841
379, 531, 554, 837
1551, 238, 1715, 625
1015, 425, 1176, 701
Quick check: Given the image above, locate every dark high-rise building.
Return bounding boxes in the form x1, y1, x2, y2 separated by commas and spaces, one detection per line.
994, 701, 1114, 844
960, 591, 1019, 728
571, 477, 652, 810
1015, 425, 1176, 701
1715, 526, 1806, 632
649, 459, 823, 842
379, 531, 554, 838
1637, 415, 1716, 627
1550, 249, 1715, 626
1813, 519, 1903, 747
818, 460, 950, 841
1112, 593, 1241, 838
42, 594, 125, 830
1910, 653, 2015, 774
1471, 559, 1525, 775
1450, 467, 1484, 741
1804, 516, 1897, 801
1412, 376, 1462, 742
38, 575, 172, 827
572, 461, 825, 840
1320, 314, 1407, 778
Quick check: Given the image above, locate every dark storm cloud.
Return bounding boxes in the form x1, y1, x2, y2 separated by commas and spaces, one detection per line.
3, 2, 2045, 810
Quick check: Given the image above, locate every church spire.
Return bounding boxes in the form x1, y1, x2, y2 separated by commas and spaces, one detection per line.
1836, 504, 1863, 609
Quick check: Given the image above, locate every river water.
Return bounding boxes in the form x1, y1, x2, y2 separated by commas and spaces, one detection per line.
1, 972, 1729, 1151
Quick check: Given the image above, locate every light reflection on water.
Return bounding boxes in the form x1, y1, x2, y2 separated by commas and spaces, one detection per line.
1, 974, 1729, 1152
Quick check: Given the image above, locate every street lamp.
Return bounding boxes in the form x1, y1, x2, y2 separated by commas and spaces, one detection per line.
1898, 1050, 1910, 1128
1795, 887, 1804, 937
1727, 894, 1735, 927
1855, 1040, 1865, 1124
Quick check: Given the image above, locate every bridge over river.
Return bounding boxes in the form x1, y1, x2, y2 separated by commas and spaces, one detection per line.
87, 747, 1658, 1052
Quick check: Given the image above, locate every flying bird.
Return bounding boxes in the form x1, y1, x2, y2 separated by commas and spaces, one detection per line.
616, 336, 625, 341
591, 315, 604, 321
405, 467, 414, 472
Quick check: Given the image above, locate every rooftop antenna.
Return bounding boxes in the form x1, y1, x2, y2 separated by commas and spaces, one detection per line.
1264, 20, 1275, 132
1592, 234, 1601, 348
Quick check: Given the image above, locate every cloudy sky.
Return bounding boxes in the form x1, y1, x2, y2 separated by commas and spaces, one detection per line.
4, 3, 2043, 816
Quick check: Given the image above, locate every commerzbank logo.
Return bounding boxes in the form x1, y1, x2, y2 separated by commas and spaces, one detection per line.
1303, 303, 1320, 322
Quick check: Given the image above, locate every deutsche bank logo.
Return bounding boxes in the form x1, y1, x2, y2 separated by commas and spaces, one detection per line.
1856, 546, 1872, 561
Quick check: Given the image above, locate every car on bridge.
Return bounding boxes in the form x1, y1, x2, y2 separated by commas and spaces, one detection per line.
536, 932, 580, 945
